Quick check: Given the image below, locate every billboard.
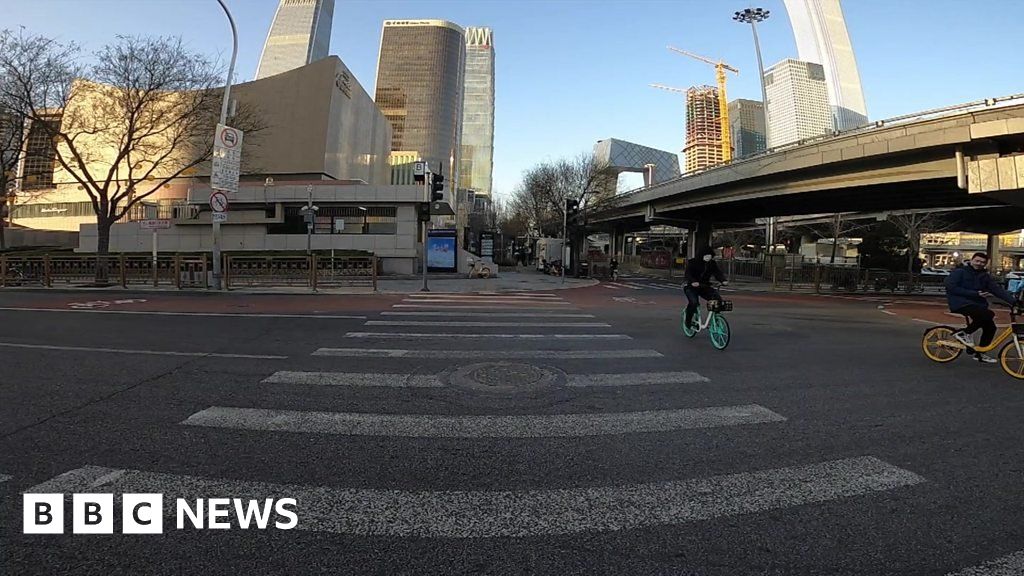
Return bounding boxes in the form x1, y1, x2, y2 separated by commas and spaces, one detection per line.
427, 229, 457, 272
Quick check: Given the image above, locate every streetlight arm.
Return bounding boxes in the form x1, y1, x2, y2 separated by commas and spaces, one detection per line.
215, 0, 238, 126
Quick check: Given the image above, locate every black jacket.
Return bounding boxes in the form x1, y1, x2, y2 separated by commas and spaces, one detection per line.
945, 265, 1014, 311
684, 258, 725, 285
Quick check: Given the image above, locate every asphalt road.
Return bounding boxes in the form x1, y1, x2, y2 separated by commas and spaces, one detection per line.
0, 282, 1021, 576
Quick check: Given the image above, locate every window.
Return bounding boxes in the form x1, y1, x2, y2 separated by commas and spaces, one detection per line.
267, 206, 397, 235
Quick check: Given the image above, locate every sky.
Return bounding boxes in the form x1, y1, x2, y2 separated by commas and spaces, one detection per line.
5, 0, 1023, 200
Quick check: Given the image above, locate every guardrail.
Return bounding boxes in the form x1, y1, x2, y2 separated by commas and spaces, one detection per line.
1, 253, 376, 291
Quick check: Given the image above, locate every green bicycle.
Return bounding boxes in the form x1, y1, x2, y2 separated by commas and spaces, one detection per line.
681, 284, 732, 350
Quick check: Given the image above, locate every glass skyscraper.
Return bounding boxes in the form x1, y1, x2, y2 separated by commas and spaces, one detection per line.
728, 99, 766, 159
375, 20, 466, 189
782, 0, 868, 130
255, 0, 335, 80
459, 27, 495, 199
764, 59, 832, 147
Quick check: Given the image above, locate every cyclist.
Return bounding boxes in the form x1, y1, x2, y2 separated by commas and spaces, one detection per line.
684, 246, 728, 329
945, 252, 1016, 363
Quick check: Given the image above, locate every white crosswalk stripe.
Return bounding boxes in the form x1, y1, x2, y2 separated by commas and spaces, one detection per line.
344, 332, 631, 340
392, 304, 572, 310
946, 550, 1024, 576
26, 457, 924, 538
313, 348, 664, 358
606, 282, 641, 290
262, 371, 443, 387
565, 372, 709, 387
381, 311, 596, 318
181, 404, 787, 437
365, 320, 612, 328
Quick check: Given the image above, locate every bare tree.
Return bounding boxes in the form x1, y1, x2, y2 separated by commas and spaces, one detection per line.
0, 106, 24, 249
888, 211, 957, 288
817, 213, 874, 264
0, 32, 260, 282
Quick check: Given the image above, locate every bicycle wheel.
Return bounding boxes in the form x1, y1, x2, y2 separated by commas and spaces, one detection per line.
999, 341, 1024, 379
921, 326, 963, 363
708, 313, 730, 350
681, 308, 699, 338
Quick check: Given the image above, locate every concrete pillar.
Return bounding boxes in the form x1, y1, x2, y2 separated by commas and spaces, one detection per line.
687, 221, 713, 259
987, 234, 1003, 272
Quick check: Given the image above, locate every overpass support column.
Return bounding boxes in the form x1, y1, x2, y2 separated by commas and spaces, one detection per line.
987, 234, 1003, 272
687, 221, 714, 259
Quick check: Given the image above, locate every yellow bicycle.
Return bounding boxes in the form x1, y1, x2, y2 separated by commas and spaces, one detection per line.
921, 303, 1024, 379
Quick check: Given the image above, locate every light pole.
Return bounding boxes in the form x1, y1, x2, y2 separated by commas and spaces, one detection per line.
1, 181, 17, 250
734, 6, 775, 253
212, 0, 238, 290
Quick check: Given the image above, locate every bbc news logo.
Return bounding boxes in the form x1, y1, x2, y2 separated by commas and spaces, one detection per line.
23, 494, 298, 534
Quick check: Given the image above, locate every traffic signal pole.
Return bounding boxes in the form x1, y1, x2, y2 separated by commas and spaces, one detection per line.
422, 172, 430, 292
561, 200, 568, 285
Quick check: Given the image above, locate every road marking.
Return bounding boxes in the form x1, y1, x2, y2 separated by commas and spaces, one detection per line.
392, 304, 574, 311
0, 307, 366, 320
262, 371, 443, 387
0, 474, 11, 483
182, 404, 786, 437
404, 294, 563, 301
380, 311, 596, 318
0, 342, 287, 359
602, 284, 620, 289
401, 299, 572, 306
566, 372, 709, 387
365, 321, 612, 328
912, 318, 935, 325
880, 310, 896, 316
313, 348, 664, 359
947, 550, 1024, 576
476, 292, 559, 297
344, 332, 631, 340
652, 283, 681, 290
606, 283, 642, 290
27, 457, 924, 538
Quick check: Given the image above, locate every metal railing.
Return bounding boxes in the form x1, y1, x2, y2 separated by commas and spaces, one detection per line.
1, 253, 376, 291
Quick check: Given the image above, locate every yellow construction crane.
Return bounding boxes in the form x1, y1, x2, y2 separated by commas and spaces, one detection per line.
666, 46, 738, 162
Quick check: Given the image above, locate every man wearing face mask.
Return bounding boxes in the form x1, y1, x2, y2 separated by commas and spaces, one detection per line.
945, 252, 1016, 363
683, 246, 728, 329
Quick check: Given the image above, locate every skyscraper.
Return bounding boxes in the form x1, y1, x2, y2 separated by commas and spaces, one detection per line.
764, 59, 832, 147
782, 0, 868, 130
683, 86, 724, 173
255, 0, 335, 80
459, 27, 495, 199
728, 99, 766, 159
375, 20, 466, 189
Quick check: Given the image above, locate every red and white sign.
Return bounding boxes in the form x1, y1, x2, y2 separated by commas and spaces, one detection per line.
139, 219, 171, 230
210, 191, 229, 213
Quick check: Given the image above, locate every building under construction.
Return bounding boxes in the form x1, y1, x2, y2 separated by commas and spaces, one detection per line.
683, 86, 725, 174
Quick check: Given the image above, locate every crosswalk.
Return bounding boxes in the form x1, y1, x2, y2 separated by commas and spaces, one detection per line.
9, 288, 1013, 572
603, 279, 683, 291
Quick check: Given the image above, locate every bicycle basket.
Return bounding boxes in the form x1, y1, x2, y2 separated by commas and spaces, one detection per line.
707, 300, 733, 312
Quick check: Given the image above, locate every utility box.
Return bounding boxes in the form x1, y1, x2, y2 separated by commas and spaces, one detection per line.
535, 238, 564, 270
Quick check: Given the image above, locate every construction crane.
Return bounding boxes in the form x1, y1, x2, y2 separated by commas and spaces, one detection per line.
667, 46, 738, 162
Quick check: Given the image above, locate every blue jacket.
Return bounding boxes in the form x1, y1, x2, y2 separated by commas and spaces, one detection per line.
945, 265, 1015, 311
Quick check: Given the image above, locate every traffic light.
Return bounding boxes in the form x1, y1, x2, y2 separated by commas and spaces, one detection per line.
565, 198, 579, 217
431, 173, 445, 201
417, 201, 432, 222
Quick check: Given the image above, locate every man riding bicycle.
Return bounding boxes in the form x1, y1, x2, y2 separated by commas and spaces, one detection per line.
945, 252, 1015, 363
684, 247, 727, 329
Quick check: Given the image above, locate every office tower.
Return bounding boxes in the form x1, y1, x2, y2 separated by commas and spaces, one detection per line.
256, 0, 335, 80
728, 99, 766, 159
459, 27, 495, 199
375, 20, 466, 189
764, 59, 832, 147
683, 86, 724, 173
782, 0, 868, 130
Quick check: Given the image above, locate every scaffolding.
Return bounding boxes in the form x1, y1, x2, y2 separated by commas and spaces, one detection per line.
683, 86, 724, 173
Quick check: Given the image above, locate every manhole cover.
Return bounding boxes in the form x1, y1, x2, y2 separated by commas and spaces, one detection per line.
448, 362, 560, 394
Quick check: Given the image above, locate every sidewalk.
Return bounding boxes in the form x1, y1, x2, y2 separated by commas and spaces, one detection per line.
0, 270, 598, 296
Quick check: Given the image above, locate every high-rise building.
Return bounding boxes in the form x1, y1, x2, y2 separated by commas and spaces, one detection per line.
782, 0, 868, 130
728, 99, 766, 159
255, 0, 335, 80
683, 86, 724, 173
459, 27, 495, 199
764, 59, 832, 147
375, 20, 466, 190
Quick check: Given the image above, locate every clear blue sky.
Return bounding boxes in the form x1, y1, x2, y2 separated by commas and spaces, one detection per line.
7, 0, 1023, 198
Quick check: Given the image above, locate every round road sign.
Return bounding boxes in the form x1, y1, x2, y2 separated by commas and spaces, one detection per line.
210, 191, 229, 213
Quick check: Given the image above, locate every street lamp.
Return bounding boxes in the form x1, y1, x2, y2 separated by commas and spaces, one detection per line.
734, 7, 775, 252
212, 0, 238, 290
